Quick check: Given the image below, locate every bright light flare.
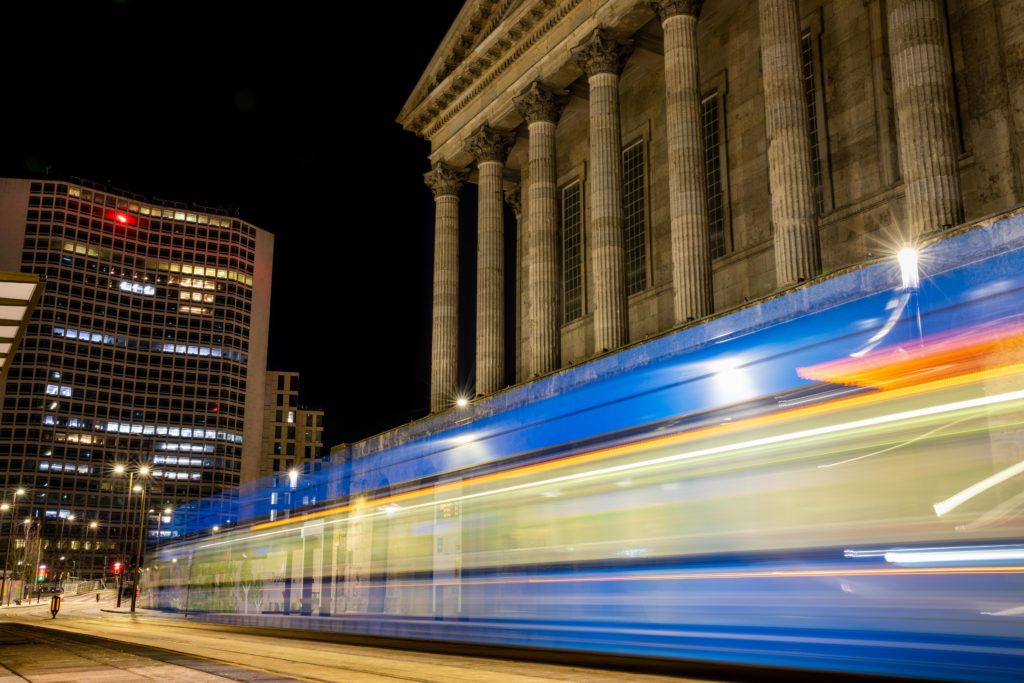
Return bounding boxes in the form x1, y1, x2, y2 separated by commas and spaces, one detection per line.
897, 246, 920, 290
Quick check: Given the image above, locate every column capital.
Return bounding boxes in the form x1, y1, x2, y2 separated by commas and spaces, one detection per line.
649, 0, 703, 21
504, 183, 522, 218
464, 124, 517, 164
424, 162, 468, 198
571, 28, 634, 78
513, 82, 569, 124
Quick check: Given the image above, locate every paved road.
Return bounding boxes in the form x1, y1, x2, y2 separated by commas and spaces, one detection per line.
0, 621, 270, 682
0, 591, 714, 682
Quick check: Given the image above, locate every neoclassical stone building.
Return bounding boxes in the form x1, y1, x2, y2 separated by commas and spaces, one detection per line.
399, 0, 1024, 412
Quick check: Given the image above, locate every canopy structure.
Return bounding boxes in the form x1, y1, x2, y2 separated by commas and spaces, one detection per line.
0, 271, 42, 386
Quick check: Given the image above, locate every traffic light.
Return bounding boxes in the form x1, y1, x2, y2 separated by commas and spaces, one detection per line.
36, 565, 47, 582
112, 561, 122, 575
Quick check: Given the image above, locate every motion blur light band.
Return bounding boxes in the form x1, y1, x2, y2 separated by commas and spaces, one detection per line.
142, 223, 1024, 683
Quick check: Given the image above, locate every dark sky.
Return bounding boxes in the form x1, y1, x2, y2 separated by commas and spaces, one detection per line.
1, 0, 465, 448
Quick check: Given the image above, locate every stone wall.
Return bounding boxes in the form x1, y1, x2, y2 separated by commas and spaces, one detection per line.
531, 0, 1024, 370
411, 0, 1024, 397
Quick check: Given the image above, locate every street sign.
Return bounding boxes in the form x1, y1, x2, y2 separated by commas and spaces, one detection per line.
49, 593, 61, 619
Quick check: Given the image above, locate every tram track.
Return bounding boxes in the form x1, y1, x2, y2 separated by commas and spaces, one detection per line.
5, 597, 706, 683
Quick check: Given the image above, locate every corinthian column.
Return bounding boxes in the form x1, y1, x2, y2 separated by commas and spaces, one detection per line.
572, 28, 633, 354
424, 162, 467, 412
651, 0, 713, 323
759, 0, 821, 287
888, 0, 963, 239
514, 82, 568, 376
465, 125, 516, 396
504, 184, 525, 379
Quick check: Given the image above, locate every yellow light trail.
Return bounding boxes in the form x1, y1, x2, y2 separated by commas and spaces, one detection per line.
244, 361, 1024, 539
189, 372, 1024, 553
350, 565, 1024, 590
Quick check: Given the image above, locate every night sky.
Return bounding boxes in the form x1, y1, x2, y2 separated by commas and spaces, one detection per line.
1, 0, 467, 449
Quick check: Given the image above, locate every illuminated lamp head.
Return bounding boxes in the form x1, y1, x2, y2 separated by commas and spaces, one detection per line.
897, 246, 920, 290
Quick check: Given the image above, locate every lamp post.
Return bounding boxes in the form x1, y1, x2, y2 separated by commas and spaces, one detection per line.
0, 488, 26, 606
113, 464, 149, 609
15, 518, 32, 605
6, 516, 29, 607
129, 480, 147, 612
31, 518, 45, 603
56, 513, 75, 581
84, 521, 98, 580
0, 502, 10, 605
897, 246, 924, 345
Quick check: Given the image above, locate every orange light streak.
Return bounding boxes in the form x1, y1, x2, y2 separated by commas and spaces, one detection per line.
362, 565, 1024, 590
251, 358, 1024, 533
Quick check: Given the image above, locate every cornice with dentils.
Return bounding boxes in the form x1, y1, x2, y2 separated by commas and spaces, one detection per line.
397, 0, 586, 140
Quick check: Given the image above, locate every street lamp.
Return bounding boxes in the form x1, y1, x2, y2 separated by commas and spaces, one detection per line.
0, 501, 10, 605
897, 246, 924, 345
82, 520, 98, 579
129, 479, 148, 613
1, 489, 27, 607
113, 464, 150, 610
56, 514, 76, 581
16, 518, 32, 605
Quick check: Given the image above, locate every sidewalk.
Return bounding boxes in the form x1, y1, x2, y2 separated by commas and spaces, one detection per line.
1, 589, 111, 611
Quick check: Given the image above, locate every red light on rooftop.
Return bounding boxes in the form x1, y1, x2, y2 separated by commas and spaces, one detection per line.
106, 209, 138, 227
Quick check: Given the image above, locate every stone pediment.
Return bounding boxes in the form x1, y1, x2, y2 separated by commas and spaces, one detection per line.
397, 0, 584, 140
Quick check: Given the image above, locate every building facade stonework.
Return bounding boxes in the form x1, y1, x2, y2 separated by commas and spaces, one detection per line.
399, 0, 1024, 411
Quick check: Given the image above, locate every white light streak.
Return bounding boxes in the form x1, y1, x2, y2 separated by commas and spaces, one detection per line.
850, 292, 910, 358
885, 547, 1024, 564
933, 457, 1024, 517
199, 387, 1024, 552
